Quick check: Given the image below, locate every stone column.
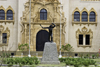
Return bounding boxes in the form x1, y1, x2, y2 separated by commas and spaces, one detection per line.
24, 24, 27, 44
53, 2, 57, 23
33, 25, 36, 51
30, 24, 33, 51
30, 24, 33, 45
53, 28, 56, 42
33, 35, 36, 51
56, 25, 60, 51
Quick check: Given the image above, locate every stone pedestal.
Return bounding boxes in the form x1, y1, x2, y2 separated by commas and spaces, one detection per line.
41, 42, 60, 64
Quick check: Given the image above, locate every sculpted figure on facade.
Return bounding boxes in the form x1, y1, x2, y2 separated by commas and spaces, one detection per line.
40, 23, 56, 42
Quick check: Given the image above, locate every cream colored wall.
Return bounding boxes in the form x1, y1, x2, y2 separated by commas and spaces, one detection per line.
66, 0, 100, 52
62, 0, 69, 44
1, 0, 100, 52
18, 0, 28, 46
0, 0, 18, 51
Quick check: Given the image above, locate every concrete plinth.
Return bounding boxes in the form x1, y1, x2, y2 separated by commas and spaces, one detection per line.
41, 42, 60, 64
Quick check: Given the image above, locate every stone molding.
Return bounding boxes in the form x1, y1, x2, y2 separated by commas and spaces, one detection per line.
72, 7, 97, 26
76, 27, 93, 48
0, 25, 10, 47
0, 6, 15, 24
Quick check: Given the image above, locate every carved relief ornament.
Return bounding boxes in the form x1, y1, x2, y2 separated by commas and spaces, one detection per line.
0, 26, 10, 46
76, 27, 93, 47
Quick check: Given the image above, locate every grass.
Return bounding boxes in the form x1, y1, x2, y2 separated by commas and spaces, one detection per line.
36, 62, 66, 66
93, 59, 100, 62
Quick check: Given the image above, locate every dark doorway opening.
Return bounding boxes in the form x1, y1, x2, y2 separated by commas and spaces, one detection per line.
36, 30, 49, 51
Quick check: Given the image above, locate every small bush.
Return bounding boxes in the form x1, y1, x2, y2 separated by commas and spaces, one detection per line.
59, 58, 65, 62
92, 54, 96, 59
4, 57, 39, 65
8, 62, 13, 67
59, 58, 96, 67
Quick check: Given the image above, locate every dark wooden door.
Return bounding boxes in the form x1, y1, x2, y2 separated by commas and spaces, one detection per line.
36, 30, 49, 51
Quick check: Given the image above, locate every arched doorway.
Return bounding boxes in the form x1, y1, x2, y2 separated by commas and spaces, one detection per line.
36, 30, 49, 51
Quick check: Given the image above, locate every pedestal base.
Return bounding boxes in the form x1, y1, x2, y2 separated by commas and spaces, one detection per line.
41, 42, 60, 64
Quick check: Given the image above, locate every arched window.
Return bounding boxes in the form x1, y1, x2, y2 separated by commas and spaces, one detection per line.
89, 11, 95, 22
82, 11, 88, 22
7, 10, 13, 20
74, 11, 80, 21
0, 10, 5, 20
40, 9, 47, 20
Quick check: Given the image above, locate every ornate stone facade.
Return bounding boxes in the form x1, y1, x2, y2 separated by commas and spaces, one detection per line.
0, 0, 100, 52
20, 0, 66, 51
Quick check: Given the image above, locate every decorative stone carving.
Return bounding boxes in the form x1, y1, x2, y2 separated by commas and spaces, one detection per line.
0, 26, 10, 47
0, 25, 4, 33
3, 27, 10, 45
20, 0, 66, 51
76, 27, 93, 47
0, 6, 15, 24
72, 7, 97, 26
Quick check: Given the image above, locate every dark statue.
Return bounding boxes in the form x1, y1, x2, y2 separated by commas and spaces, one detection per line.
40, 23, 56, 42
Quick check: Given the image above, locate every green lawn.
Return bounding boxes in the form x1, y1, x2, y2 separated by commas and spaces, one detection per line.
93, 59, 100, 62
36, 62, 66, 66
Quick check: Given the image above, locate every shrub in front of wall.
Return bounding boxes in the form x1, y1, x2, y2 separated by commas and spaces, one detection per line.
59, 58, 65, 62
8, 62, 13, 67
92, 54, 96, 59
4, 57, 39, 65
61, 58, 96, 67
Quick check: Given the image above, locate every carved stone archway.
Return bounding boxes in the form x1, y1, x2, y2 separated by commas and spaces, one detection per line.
36, 30, 49, 51
20, 0, 66, 51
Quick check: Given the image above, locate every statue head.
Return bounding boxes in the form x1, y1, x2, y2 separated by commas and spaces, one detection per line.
51, 23, 54, 25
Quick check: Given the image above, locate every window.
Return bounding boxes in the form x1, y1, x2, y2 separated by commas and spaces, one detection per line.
85, 35, 90, 45
7, 10, 13, 20
79, 34, 90, 45
82, 11, 88, 22
76, 27, 93, 47
2, 33, 7, 43
89, 11, 95, 22
72, 8, 97, 26
40, 9, 47, 20
74, 11, 80, 21
79, 35, 83, 45
0, 10, 5, 20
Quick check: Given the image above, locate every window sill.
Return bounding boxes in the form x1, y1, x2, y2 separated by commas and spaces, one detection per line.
0, 43, 8, 46
0, 20, 14, 24
78, 45, 91, 48
37, 19, 50, 22
72, 21, 97, 26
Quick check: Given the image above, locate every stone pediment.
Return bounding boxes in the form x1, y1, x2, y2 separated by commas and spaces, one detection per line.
21, 0, 66, 24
